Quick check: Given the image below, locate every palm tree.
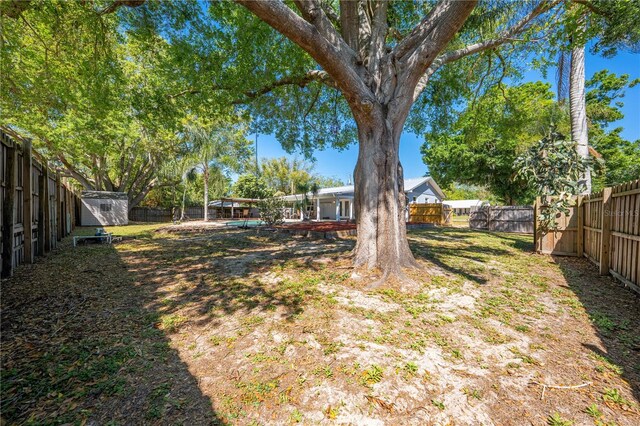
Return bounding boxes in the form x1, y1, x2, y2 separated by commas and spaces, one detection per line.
557, 32, 591, 195
293, 181, 320, 220
185, 126, 220, 221
184, 122, 253, 221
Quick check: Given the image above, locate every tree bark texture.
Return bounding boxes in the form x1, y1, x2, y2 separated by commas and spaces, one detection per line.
353, 111, 417, 275
569, 44, 592, 194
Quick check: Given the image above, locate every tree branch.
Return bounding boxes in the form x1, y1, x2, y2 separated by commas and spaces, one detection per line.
572, 0, 608, 17
321, 1, 340, 26
128, 177, 158, 210
97, 0, 146, 16
57, 153, 95, 189
292, 0, 348, 51
0, 0, 32, 18
236, 0, 373, 110
413, 0, 562, 101
231, 70, 337, 103
339, 0, 359, 51
168, 70, 336, 101
393, 0, 477, 112
392, 0, 477, 61
367, 0, 388, 79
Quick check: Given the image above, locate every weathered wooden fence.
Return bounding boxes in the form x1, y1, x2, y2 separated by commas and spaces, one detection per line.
1, 129, 78, 278
408, 203, 452, 225
129, 206, 222, 222
129, 205, 260, 222
469, 206, 534, 233
534, 179, 640, 293
129, 207, 174, 222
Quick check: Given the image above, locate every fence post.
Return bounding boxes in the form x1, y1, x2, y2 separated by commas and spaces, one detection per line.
38, 172, 46, 255
600, 187, 612, 275
22, 139, 34, 263
56, 171, 62, 241
487, 205, 492, 230
65, 185, 71, 235
577, 195, 584, 258
44, 165, 51, 251
1, 144, 17, 278
533, 197, 539, 252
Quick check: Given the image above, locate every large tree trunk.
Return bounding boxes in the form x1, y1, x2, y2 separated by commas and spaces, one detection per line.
235, 0, 551, 285
569, 44, 591, 194
352, 109, 418, 282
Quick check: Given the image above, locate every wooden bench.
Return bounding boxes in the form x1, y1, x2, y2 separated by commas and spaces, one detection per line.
73, 233, 113, 247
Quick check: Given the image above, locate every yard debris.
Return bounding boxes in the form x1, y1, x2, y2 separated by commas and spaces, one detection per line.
365, 394, 395, 412
2, 225, 639, 425
530, 380, 592, 400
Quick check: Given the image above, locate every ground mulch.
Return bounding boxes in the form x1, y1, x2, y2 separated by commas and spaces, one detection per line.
1, 225, 639, 425
277, 222, 357, 232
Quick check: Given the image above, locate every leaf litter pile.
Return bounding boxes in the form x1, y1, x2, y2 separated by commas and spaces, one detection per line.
1, 223, 639, 425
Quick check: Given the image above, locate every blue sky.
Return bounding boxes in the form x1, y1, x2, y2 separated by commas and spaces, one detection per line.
253, 51, 640, 183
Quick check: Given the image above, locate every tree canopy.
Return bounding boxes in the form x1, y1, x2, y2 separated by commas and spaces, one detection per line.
422, 82, 562, 204
260, 156, 345, 196
2, 0, 636, 281
0, 0, 246, 208
422, 70, 638, 204
232, 174, 273, 200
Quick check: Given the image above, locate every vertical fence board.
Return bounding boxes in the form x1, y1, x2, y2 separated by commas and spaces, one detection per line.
577, 195, 584, 257
0, 139, 4, 277
469, 206, 534, 234
22, 140, 33, 263
408, 203, 447, 224
37, 172, 46, 256
536, 179, 639, 292
43, 165, 51, 251
601, 188, 612, 275
1, 144, 16, 278
1, 129, 77, 275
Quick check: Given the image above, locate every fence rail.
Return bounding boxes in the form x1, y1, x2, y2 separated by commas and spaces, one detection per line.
1, 129, 78, 278
128, 206, 260, 222
408, 203, 451, 225
534, 178, 640, 293
469, 206, 534, 233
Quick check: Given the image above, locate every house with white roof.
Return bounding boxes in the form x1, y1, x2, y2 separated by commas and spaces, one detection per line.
282, 176, 445, 221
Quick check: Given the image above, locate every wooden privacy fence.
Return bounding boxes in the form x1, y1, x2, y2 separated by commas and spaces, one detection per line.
129, 206, 226, 222
469, 206, 534, 233
408, 203, 452, 225
1, 129, 78, 278
534, 179, 640, 293
129, 207, 175, 222
129, 205, 260, 222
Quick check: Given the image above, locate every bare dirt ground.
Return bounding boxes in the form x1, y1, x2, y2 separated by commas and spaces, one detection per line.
1, 224, 639, 425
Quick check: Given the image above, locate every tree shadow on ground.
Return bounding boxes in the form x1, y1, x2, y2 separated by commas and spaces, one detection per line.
409, 228, 516, 285
555, 256, 640, 404
0, 239, 225, 425
121, 228, 355, 329
491, 232, 535, 252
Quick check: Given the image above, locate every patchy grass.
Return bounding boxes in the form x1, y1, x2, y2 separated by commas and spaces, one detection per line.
2, 224, 639, 425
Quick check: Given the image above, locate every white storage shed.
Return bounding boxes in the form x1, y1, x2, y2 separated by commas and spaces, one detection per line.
80, 191, 128, 226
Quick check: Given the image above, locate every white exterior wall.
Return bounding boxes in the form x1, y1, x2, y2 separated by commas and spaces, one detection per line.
319, 201, 336, 220
282, 177, 444, 220
406, 181, 442, 204
81, 198, 128, 226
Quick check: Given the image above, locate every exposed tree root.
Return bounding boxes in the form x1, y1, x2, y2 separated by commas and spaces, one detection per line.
364, 264, 420, 291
